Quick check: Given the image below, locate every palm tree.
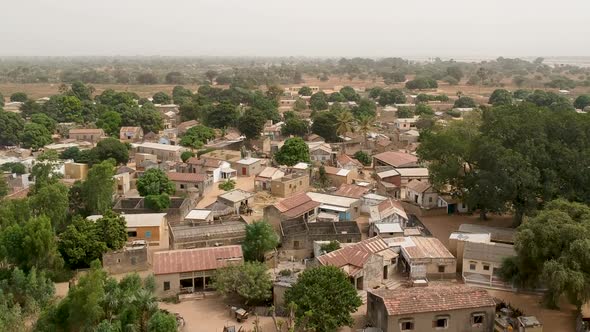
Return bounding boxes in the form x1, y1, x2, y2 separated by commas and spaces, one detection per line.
336, 111, 354, 154
357, 115, 374, 149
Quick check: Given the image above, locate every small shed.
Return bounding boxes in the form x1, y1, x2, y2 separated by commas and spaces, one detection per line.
235, 157, 263, 176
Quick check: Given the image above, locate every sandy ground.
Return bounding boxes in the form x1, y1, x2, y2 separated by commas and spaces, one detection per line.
487, 290, 576, 332
420, 213, 513, 246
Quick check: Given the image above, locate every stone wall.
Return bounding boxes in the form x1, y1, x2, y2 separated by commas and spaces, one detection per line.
102, 246, 148, 274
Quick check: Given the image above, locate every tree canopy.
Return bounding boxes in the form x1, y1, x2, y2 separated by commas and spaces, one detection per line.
137, 168, 175, 196
274, 137, 310, 166
242, 220, 279, 262
213, 262, 272, 306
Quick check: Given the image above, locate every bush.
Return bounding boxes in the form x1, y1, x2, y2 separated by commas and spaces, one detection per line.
181, 151, 195, 162
279, 269, 293, 277
218, 179, 236, 191
353, 151, 371, 166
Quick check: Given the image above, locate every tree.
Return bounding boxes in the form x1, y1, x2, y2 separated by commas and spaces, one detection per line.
147, 311, 177, 332
31, 113, 57, 133
368, 87, 384, 99
311, 111, 338, 142
339, 86, 360, 102
0, 162, 26, 174
213, 262, 272, 305
144, 194, 171, 212
405, 77, 438, 89
281, 117, 309, 137
317, 165, 331, 188
172, 85, 193, 105
499, 200, 590, 309
0, 267, 55, 317
298, 86, 312, 96
59, 216, 108, 268
454, 96, 477, 108
29, 182, 69, 231
243, 221, 279, 262
309, 92, 328, 111
206, 101, 239, 128
274, 137, 310, 166
20, 123, 52, 150
574, 94, 590, 110
95, 138, 129, 165
180, 125, 216, 149
414, 103, 434, 116
397, 107, 414, 118
351, 98, 376, 119
97, 110, 122, 137
378, 89, 406, 106
489, 89, 513, 106
0, 215, 63, 271
137, 168, 175, 196
10, 92, 28, 102
0, 92, 4, 107
181, 151, 195, 162
0, 110, 25, 146
218, 179, 236, 191
136, 72, 158, 84
152, 92, 171, 104
446, 65, 464, 81
293, 98, 307, 111
328, 92, 346, 103
83, 160, 115, 214
204, 70, 218, 84
238, 109, 266, 140
69, 81, 94, 100
354, 151, 371, 166
320, 241, 340, 253
336, 111, 354, 153
0, 177, 7, 199
165, 71, 185, 85
285, 266, 362, 332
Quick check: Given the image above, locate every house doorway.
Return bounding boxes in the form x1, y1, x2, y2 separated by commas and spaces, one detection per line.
242, 167, 247, 176
447, 204, 456, 214
383, 266, 388, 280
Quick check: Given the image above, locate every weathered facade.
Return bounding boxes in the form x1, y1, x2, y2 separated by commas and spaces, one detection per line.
270, 172, 310, 198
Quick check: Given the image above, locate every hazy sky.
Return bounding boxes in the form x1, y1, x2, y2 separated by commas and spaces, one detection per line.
2, 0, 590, 57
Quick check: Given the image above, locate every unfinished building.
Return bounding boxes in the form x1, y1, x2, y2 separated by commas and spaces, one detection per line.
169, 215, 247, 249
113, 196, 195, 224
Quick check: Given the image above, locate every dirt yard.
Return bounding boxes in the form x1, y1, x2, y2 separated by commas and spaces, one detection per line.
420, 213, 514, 246
488, 290, 576, 332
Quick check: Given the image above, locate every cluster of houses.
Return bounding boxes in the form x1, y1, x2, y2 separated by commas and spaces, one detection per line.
0, 88, 541, 332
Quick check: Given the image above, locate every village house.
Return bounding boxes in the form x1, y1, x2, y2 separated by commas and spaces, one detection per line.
254, 166, 285, 191
373, 151, 420, 169
217, 189, 255, 216
333, 183, 371, 199
184, 209, 214, 224
68, 128, 105, 143
462, 241, 516, 290
386, 236, 457, 280
457, 224, 516, 245
399, 129, 420, 145
153, 245, 243, 296
279, 218, 361, 258
393, 116, 419, 132
64, 161, 89, 180
270, 172, 310, 198
369, 199, 409, 238
134, 142, 186, 162
323, 166, 358, 187
185, 157, 236, 183
87, 213, 167, 247
404, 180, 438, 209
119, 126, 144, 142
308, 142, 333, 164
263, 121, 284, 140
264, 193, 320, 231
336, 153, 363, 171
367, 285, 496, 332
307, 192, 361, 222
235, 157, 263, 176
437, 195, 469, 214
113, 171, 131, 196
169, 217, 247, 249
166, 172, 213, 196
199, 149, 242, 169
315, 237, 399, 290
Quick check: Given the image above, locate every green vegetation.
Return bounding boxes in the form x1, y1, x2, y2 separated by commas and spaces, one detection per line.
320, 241, 341, 253
242, 220, 279, 262
218, 179, 236, 191
213, 262, 272, 305
274, 137, 310, 166
354, 151, 371, 166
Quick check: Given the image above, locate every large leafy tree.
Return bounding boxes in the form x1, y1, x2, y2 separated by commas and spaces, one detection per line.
309, 92, 328, 111
83, 160, 115, 214
488, 89, 513, 106
29, 182, 69, 231
205, 101, 239, 128
147, 311, 177, 332
339, 86, 360, 102
500, 200, 590, 309
281, 117, 309, 137
31, 113, 57, 133
311, 111, 339, 142
97, 110, 122, 137
10, 92, 28, 102
95, 138, 129, 165
298, 86, 313, 96
274, 137, 310, 166
574, 94, 590, 110
0, 110, 25, 146
20, 123, 52, 150
242, 221, 279, 262
213, 262, 272, 305
238, 108, 266, 140
152, 92, 171, 104
377, 89, 406, 106
137, 169, 175, 196
454, 96, 477, 108
285, 266, 362, 332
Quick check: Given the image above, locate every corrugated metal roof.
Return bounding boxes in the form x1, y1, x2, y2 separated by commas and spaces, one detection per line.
463, 241, 515, 264
153, 245, 243, 275
317, 237, 396, 273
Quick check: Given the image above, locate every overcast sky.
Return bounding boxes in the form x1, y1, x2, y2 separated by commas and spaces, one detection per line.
2, 0, 589, 57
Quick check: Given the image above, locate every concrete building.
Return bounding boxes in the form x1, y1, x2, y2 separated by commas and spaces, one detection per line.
169, 218, 247, 249
462, 241, 516, 290
307, 192, 361, 222
369, 199, 409, 238
334, 183, 371, 199
387, 236, 457, 280
316, 237, 398, 290
264, 193, 319, 231
235, 157, 263, 176
270, 172, 310, 198
64, 161, 89, 180
308, 143, 333, 164
119, 126, 144, 142
87, 213, 167, 247
69, 128, 105, 143
218, 189, 255, 215
102, 243, 149, 274
166, 172, 213, 196
336, 153, 363, 171
113, 171, 131, 196
199, 149, 242, 168
153, 245, 243, 296
135, 142, 186, 162
254, 166, 285, 191
405, 180, 438, 209
184, 209, 214, 224
323, 166, 357, 187
367, 285, 496, 332
186, 157, 235, 183
393, 116, 419, 132
437, 195, 469, 214
279, 219, 361, 258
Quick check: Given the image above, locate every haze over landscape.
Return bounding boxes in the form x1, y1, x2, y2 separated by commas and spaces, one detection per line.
2, 0, 590, 57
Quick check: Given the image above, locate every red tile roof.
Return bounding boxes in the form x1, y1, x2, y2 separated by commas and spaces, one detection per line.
166, 172, 208, 183
334, 184, 370, 199
153, 246, 243, 275
317, 237, 391, 273
274, 193, 320, 218
373, 151, 418, 168
371, 285, 495, 316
